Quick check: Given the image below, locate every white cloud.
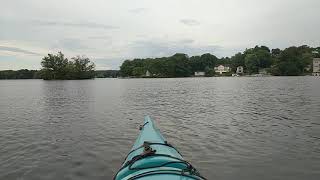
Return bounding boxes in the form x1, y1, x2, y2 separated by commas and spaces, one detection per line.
128, 8, 148, 14
180, 19, 200, 26
33, 20, 118, 29
0, 46, 40, 56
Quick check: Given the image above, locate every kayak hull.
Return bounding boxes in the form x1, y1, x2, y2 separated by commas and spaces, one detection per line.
114, 116, 205, 180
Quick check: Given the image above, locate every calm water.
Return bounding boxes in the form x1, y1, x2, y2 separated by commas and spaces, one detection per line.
0, 77, 320, 180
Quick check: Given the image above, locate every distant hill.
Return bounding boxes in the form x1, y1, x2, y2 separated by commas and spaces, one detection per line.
95, 70, 119, 78
0, 69, 119, 79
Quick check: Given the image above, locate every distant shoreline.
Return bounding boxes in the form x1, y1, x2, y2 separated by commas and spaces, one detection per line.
118, 75, 317, 79
0, 69, 120, 80
1, 75, 317, 80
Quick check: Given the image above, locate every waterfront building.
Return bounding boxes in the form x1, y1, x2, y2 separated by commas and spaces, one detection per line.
194, 71, 205, 76
313, 58, 320, 76
236, 66, 244, 74
145, 70, 151, 77
214, 65, 230, 74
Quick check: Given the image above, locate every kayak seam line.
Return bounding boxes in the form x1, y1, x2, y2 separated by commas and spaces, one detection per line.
114, 154, 204, 180
127, 170, 206, 180
124, 142, 183, 162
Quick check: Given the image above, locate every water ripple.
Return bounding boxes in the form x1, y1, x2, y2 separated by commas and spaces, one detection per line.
0, 77, 320, 180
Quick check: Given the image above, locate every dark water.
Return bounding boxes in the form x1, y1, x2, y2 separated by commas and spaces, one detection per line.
0, 77, 320, 180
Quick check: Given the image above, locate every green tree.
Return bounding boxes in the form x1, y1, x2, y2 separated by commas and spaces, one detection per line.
71, 56, 95, 79
270, 46, 313, 76
132, 67, 145, 77
256, 49, 272, 68
204, 66, 215, 77
245, 54, 259, 74
271, 48, 281, 57
313, 47, 320, 58
120, 60, 134, 77
230, 53, 245, 72
243, 46, 272, 70
200, 53, 217, 68
40, 52, 69, 80
190, 53, 217, 73
189, 56, 201, 72
170, 53, 192, 77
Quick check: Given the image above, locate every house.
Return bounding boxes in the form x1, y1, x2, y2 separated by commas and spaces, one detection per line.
236, 66, 244, 74
214, 65, 230, 74
145, 70, 151, 77
313, 58, 320, 76
194, 71, 205, 77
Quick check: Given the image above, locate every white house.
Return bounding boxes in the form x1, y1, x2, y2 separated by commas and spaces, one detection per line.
214, 65, 230, 74
236, 66, 244, 74
145, 70, 151, 77
194, 71, 205, 76
313, 58, 320, 76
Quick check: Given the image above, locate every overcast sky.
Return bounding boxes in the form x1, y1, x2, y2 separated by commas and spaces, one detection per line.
1, 0, 319, 70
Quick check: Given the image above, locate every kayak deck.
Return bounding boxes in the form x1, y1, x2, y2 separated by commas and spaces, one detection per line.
113, 116, 206, 180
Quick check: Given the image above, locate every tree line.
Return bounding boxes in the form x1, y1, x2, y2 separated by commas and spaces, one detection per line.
0, 69, 119, 79
0, 69, 41, 79
95, 70, 119, 78
120, 45, 320, 77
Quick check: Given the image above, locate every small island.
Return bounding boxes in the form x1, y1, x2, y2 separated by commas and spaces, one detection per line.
40, 52, 95, 80
0, 52, 119, 80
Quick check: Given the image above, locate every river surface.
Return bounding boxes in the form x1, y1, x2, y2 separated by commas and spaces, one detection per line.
0, 77, 320, 180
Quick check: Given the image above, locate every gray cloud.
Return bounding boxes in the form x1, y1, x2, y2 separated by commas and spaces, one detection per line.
1, 0, 320, 70
128, 8, 147, 14
51, 38, 89, 51
128, 39, 224, 59
93, 58, 122, 70
0, 46, 41, 56
88, 35, 111, 40
180, 19, 200, 26
34, 20, 118, 29
179, 39, 195, 44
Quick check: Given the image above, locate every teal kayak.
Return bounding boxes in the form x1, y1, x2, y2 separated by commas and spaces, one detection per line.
113, 116, 206, 180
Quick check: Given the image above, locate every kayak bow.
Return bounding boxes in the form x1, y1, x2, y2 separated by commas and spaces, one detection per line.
114, 116, 206, 180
